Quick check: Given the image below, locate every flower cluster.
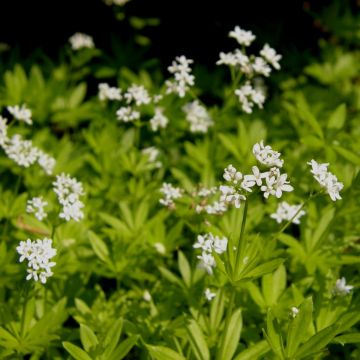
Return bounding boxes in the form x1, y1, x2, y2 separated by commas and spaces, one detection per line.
116, 106, 140, 122
16, 238, 56, 284
98, 83, 122, 101
150, 107, 169, 131
270, 201, 305, 224
53, 173, 85, 222
26, 197, 48, 221
165, 56, 195, 98
69, 33, 95, 50
308, 160, 343, 201
182, 101, 213, 133
7, 104, 33, 125
217, 26, 281, 113
159, 183, 182, 208
193, 233, 228, 274
2, 134, 56, 174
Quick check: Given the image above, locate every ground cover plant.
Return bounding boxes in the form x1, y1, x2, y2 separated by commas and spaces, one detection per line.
0, 0, 359, 359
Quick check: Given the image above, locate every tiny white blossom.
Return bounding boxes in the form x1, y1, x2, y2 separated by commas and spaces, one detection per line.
223, 164, 243, 184
229, 26, 256, 46
150, 107, 168, 131
253, 141, 284, 168
260, 44, 282, 70
333, 277, 353, 296
159, 183, 182, 208
219, 185, 246, 208
270, 202, 305, 224
205, 201, 227, 215
124, 84, 151, 106
98, 83, 122, 101
204, 288, 216, 301
197, 252, 216, 275
7, 104, 33, 125
260, 167, 293, 199
142, 147, 161, 168
166, 56, 195, 98
69, 33, 94, 50
143, 290, 152, 302
16, 238, 56, 284
116, 106, 140, 122
182, 101, 213, 133
26, 197, 48, 221
290, 307, 299, 318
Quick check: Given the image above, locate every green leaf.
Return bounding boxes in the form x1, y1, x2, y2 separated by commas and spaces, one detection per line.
263, 311, 285, 359
109, 335, 139, 360
309, 207, 335, 251
80, 324, 98, 352
241, 259, 284, 281
332, 333, 360, 345
63, 342, 93, 360
209, 290, 225, 333
286, 297, 313, 358
178, 251, 191, 287
103, 318, 123, 357
327, 103, 346, 130
88, 231, 110, 263
146, 344, 186, 360
234, 340, 270, 360
216, 308, 242, 360
185, 319, 210, 360
262, 265, 286, 306
296, 324, 339, 359
333, 145, 360, 166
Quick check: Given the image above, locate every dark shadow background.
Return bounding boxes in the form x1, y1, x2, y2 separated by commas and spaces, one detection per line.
0, 0, 331, 71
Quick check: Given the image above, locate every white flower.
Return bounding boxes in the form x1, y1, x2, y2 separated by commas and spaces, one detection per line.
150, 107, 168, 131
26, 197, 48, 221
219, 185, 246, 208
3, 135, 39, 167
124, 84, 151, 106
116, 106, 140, 122
7, 104, 33, 125
53, 173, 85, 222
333, 277, 353, 296
16, 238, 56, 284
216, 52, 238, 66
223, 164, 243, 184
98, 83, 122, 101
253, 141, 284, 168
205, 201, 227, 215
0, 116, 8, 146
69, 33, 94, 50
182, 101, 213, 133
38, 151, 56, 175
235, 82, 265, 113
260, 167, 293, 199
252, 57, 271, 77
197, 187, 217, 197
197, 252, 216, 275
307, 159, 343, 201
166, 56, 195, 98
204, 288, 216, 301
270, 202, 305, 224
260, 44, 282, 70
159, 183, 182, 207
229, 26, 256, 46
290, 307, 299, 318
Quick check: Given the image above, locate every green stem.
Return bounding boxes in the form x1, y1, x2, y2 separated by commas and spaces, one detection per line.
216, 288, 236, 360
20, 283, 29, 339
234, 200, 248, 279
